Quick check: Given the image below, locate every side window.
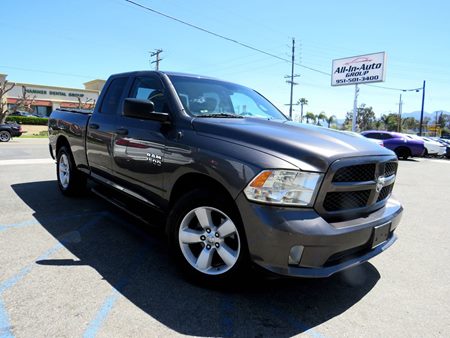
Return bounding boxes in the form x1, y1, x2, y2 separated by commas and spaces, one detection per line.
380, 133, 392, 140
129, 77, 168, 113
364, 133, 379, 139
99, 77, 128, 114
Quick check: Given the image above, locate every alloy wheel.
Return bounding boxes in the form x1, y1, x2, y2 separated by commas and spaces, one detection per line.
178, 206, 241, 275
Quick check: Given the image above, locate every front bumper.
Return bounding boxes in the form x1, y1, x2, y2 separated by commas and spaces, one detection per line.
235, 193, 403, 278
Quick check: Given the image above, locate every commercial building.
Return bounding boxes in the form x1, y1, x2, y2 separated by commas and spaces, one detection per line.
0, 74, 105, 117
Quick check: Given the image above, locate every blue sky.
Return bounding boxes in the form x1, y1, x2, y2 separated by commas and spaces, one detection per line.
2, 0, 449, 119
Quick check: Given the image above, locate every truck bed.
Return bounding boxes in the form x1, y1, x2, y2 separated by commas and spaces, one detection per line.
48, 108, 92, 169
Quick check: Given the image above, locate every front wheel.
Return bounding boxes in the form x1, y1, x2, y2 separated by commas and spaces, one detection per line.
167, 189, 248, 284
56, 146, 87, 196
0, 130, 11, 142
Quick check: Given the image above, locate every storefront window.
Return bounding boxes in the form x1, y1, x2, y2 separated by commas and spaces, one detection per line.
34, 106, 52, 117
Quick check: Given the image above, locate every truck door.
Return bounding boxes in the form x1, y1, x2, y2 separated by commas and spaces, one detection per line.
112, 75, 169, 206
86, 76, 128, 178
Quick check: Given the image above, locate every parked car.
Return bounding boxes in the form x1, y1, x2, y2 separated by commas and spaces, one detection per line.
0, 122, 23, 142
404, 134, 446, 157
433, 138, 450, 159
9, 111, 37, 117
361, 131, 424, 160
48, 71, 403, 283
341, 131, 385, 147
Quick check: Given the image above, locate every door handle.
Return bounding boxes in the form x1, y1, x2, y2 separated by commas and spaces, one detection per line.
89, 123, 100, 130
116, 128, 129, 136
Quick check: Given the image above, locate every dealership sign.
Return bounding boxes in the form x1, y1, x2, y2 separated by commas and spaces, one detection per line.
331, 52, 386, 86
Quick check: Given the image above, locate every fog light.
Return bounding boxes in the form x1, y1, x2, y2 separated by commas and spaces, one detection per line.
288, 245, 304, 265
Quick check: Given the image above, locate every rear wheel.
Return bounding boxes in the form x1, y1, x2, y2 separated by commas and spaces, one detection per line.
395, 147, 411, 160
0, 130, 11, 142
168, 189, 248, 284
56, 146, 87, 196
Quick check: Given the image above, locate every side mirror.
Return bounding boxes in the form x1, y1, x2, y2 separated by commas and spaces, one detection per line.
123, 98, 170, 123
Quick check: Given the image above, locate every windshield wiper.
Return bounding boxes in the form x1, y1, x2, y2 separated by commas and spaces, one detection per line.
196, 113, 243, 118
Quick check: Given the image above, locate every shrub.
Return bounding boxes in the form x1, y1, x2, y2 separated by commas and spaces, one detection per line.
5, 116, 48, 125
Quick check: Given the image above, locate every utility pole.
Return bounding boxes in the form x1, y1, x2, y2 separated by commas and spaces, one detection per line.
150, 49, 163, 70
284, 38, 299, 119
419, 80, 426, 136
398, 93, 403, 132
352, 84, 359, 132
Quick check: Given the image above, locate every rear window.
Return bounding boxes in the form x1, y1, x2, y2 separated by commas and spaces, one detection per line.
99, 77, 128, 114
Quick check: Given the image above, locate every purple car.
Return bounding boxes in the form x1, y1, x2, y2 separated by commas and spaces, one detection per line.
361, 131, 425, 160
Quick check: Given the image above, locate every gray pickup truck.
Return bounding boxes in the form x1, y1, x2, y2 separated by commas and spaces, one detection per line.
48, 71, 403, 283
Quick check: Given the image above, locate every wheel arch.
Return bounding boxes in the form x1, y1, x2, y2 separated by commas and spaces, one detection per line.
55, 135, 71, 156
169, 173, 237, 209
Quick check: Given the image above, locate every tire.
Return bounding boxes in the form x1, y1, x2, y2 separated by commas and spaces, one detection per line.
56, 146, 87, 196
167, 189, 249, 285
0, 130, 11, 142
423, 149, 429, 158
395, 147, 410, 160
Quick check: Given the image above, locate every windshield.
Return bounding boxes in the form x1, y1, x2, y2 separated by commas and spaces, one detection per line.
168, 75, 287, 120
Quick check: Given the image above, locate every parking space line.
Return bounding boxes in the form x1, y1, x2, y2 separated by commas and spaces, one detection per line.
0, 159, 54, 166
83, 245, 150, 338
0, 298, 14, 338
0, 214, 105, 337
0, 219, 37, 233
219, 295, 235, 337
270, 305, 326, 338
0, 211, 107, 233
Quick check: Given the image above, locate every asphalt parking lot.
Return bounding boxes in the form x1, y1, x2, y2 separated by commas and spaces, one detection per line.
1, 138, 449, 337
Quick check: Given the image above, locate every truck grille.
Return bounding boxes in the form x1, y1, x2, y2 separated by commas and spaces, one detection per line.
333, 164, 376, 182
377, 184, 394, 202
384, 162, 398, 177
315, 156, 398, 221
323, 190, 371, 211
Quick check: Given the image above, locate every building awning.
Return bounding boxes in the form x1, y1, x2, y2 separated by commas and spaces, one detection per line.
7, 98, 52, 106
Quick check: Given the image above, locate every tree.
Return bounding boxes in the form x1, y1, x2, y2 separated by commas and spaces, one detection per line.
437, 112, 449, 129
77, 97, 96, 110
380, 113, 400, 131
402, 117, 419, 131
316, 112, 327, 126
326, 115, 336, 128
343, 104, 376, 131
298, 98, 308, 122
11, 86, 36, 114
305, 111, 316, 124
0, 80, 16, 124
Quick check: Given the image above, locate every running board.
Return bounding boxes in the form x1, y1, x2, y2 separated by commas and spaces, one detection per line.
91, 187, 159, 228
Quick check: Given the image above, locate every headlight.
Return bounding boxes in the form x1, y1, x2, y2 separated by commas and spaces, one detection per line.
244, 170, 323, 207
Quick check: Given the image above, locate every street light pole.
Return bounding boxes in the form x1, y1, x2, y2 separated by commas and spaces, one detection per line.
419, 80, 426, 136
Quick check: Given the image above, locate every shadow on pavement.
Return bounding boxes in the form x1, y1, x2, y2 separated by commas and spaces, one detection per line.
12, 180, 380, 337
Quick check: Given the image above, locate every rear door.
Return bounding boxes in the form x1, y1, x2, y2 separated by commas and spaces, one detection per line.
86, 76, 128, 177
112, 75, 170, 206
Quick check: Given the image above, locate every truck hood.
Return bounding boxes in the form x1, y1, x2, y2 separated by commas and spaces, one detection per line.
192, 118, 395, 172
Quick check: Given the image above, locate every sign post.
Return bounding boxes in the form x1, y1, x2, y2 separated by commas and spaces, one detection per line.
332, 52, 387, 131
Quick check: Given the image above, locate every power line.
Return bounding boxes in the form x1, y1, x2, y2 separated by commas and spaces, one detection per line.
124, 0, 422, 93
0, 65, 95, 79
124, 0, 329, 76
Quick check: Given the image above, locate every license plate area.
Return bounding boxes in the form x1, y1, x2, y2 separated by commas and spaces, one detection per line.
371, 222, 391, 248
